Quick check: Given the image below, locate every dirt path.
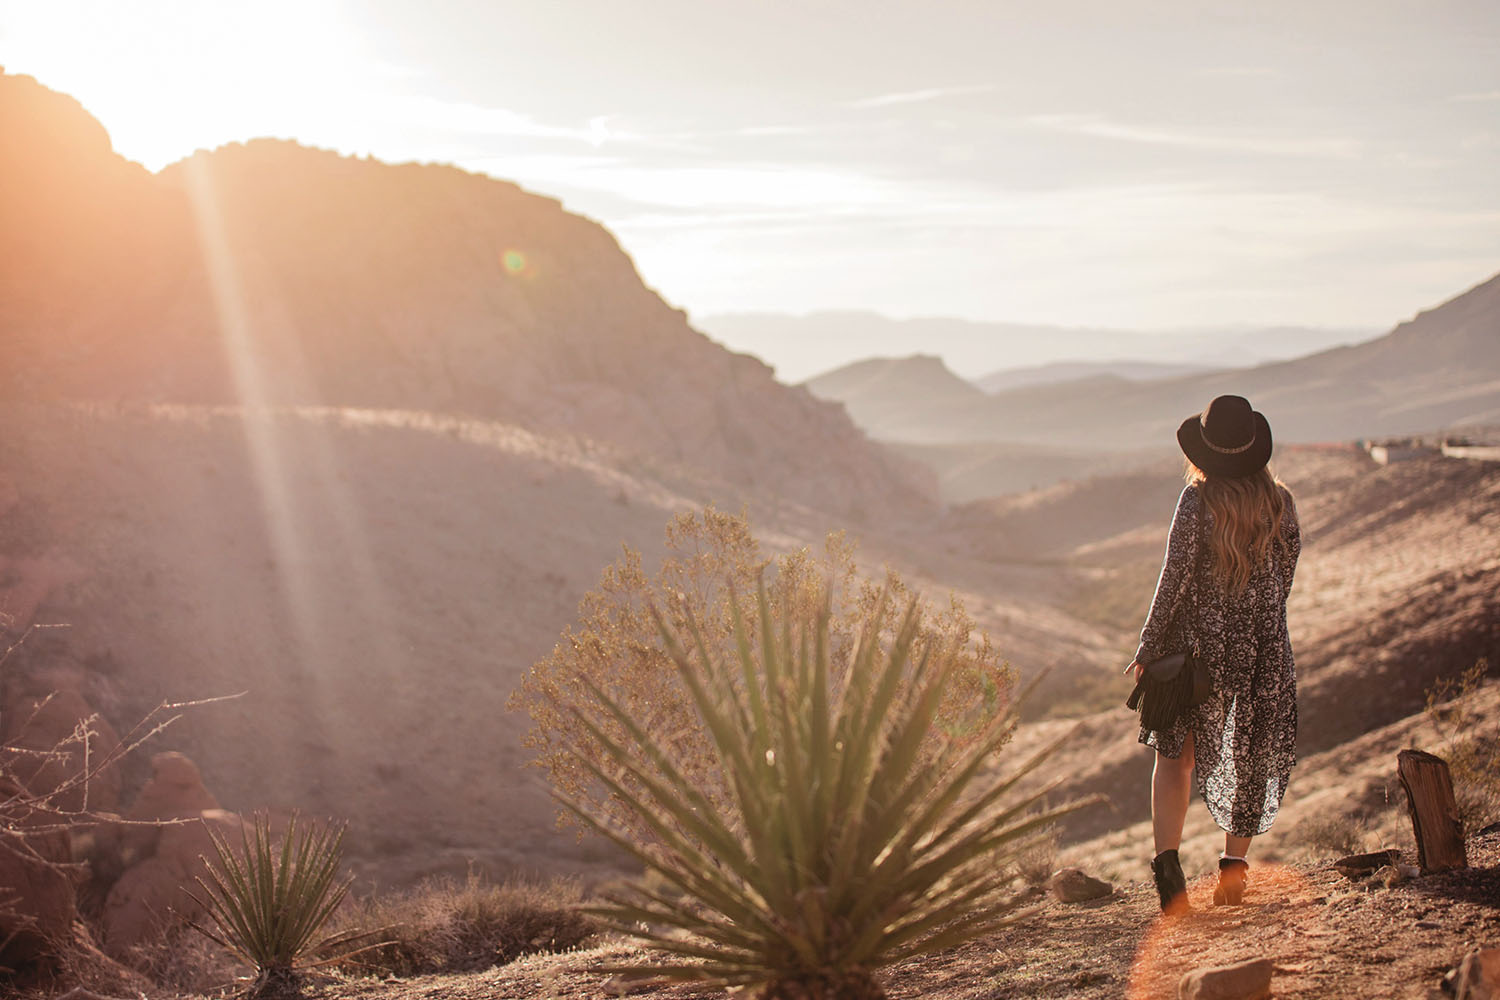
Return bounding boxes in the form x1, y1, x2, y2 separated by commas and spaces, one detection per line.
311, 831, 1499, 1000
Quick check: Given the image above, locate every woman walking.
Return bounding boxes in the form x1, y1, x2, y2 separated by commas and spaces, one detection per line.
1128, 394, 1301, 912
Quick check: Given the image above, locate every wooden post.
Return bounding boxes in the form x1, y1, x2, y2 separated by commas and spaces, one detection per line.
1397, 749, 1468, 873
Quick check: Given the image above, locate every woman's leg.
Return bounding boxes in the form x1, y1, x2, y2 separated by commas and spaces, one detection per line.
1216, 833, 1252, 905
1152, 730, 1196, 854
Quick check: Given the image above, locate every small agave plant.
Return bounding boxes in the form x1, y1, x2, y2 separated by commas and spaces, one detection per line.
185, 812, 373, 998
558, 581, 1092, 1000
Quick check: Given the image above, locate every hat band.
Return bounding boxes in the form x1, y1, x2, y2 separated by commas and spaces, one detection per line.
1201, 419, 1256, 455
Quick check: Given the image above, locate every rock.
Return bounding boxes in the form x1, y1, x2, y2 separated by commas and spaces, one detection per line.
602, 974, 666, 996
100, 856, 180, 955
154, 808, 244, 872
1453, 948, 1500, 1000
1047, 867, 1112, 903
102, 810, 243, 955
1178, 957, 1273, 1000
127, 753, 220, 821
118, 752, 220, 862
1334, 849, 1401, 880
0, 779, 77, 971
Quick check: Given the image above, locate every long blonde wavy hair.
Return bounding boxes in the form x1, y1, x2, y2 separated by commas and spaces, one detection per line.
1185, 460, 1293, 595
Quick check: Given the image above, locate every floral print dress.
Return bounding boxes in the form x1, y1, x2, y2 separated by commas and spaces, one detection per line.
1135, 483, 1301, 837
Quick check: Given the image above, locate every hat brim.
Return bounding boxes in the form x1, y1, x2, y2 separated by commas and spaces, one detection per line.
1177, 410, 1273, 479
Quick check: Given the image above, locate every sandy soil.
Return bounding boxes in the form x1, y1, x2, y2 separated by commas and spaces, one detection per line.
278, 828, 1500, 1000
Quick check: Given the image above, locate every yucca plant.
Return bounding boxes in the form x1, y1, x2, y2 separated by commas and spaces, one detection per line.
185, 812, 371, 998
558, 581, 1093, 1000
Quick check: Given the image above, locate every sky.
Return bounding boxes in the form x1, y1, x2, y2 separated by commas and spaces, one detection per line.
3, 0, 1499, 353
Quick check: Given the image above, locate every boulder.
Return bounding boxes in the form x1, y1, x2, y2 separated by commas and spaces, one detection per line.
1178, 957, 1273, 1000
1454, 948, 1500, 1000
102, 810, 243, 955
118, 752, 220, 862
0, 783, 77, 971
1047, 867, 1112, 903
1333, 849, 1401, 880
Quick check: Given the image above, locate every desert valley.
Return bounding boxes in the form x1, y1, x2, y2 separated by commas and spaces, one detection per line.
2, 68, 1499, 1000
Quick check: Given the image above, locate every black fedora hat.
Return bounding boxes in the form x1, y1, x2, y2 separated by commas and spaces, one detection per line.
1177, 395, 1273, 479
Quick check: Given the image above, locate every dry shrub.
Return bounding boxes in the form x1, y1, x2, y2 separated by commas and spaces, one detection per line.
1425, 659, 1500, 832
335, 874, 597, 977
121, 924, 242, 995
1294, 811, 1367, 859
1015, 828, 1060, 886
509, 506, 1013, 845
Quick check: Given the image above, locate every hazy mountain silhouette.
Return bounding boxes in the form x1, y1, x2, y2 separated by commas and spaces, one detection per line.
700, 310, 1372, 383
807, 272, 1500, 449
0, 70, 932, 521
974, 359, 1212, 394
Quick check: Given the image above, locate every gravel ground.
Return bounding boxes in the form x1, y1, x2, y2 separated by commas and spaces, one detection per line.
294, 830, 1499, 1000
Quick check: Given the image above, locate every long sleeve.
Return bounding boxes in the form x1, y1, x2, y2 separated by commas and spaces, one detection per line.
1279, 490, 1301, 594
1134, 485, 1201, 665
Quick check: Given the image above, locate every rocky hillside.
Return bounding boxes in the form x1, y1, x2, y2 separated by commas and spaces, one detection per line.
802, 354, 987, 440
807, 272, 1500, 451
0, 70, 932, 522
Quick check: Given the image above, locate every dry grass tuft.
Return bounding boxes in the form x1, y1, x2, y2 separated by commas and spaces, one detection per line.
1293, 811, 1367, 859
1015, 828, 1060, 886
334, 874, 598, 977
1425, 659, 1500, 832
120, 924, 243, 995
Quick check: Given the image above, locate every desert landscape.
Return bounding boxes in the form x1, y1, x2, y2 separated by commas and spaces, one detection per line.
2, 26, 1499, 1000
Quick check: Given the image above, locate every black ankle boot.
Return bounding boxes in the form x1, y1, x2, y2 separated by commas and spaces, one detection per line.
1213, 857, 1249, 905
1151, 849, 1189, 913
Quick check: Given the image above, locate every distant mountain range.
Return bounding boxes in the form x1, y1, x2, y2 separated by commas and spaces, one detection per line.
697, 311, 1376, 383
975, 359, 1212, 394
805, 271, 1500, 451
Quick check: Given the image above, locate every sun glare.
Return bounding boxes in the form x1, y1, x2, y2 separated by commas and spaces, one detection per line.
2, 0, 385, 170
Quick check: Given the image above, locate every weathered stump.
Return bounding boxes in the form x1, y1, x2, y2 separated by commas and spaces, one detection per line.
1397, 749, 1467, 873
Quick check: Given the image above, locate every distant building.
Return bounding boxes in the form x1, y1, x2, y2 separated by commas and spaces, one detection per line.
1365, 439, 1440, 465
1441, 438, 1500, 462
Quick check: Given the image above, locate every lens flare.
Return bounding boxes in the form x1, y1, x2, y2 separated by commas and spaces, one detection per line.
502, 249, 528, 275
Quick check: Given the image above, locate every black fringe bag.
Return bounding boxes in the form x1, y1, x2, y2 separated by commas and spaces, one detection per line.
1126, 651, 1213, 732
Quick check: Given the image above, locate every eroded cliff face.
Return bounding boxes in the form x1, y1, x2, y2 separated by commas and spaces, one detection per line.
1, 71, 935, 521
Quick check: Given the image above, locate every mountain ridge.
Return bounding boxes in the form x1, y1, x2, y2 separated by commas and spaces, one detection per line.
805, 270, 1500, 451
699, 309, 1375, 383
0, 70, 934, 522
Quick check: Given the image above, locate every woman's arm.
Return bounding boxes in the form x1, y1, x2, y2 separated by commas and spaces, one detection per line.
1279, 489, 1301, 593
1133, 485, 1201, 666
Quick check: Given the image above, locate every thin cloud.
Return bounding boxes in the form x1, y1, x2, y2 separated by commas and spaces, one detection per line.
1023, 113, 1362, 158
1448, 90, 1500, 103
846, 84, 995, 109
394, 95, 637, 147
